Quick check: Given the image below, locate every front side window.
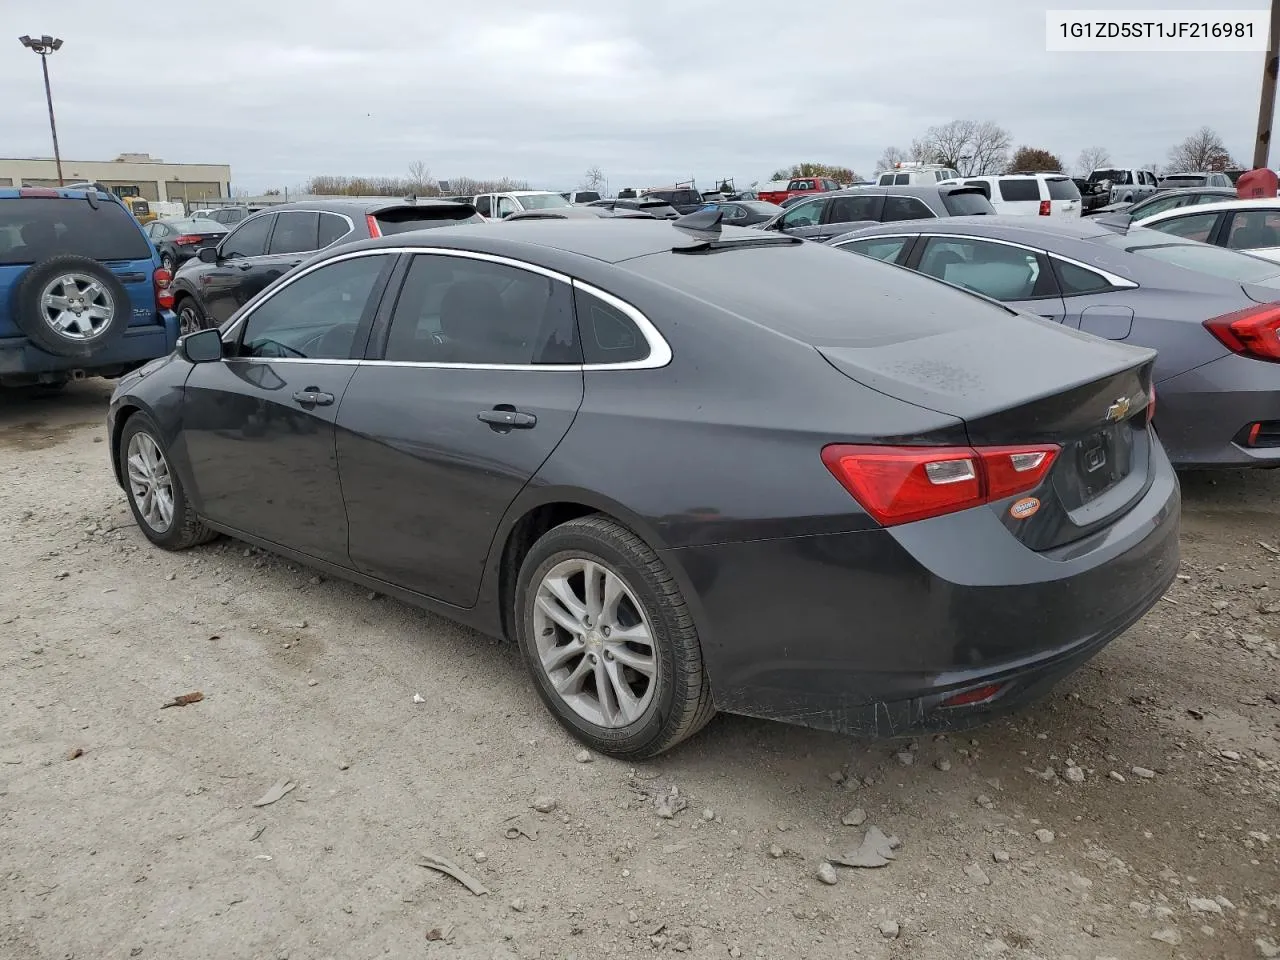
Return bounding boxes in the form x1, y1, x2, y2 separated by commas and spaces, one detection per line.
1133, 194, 1192, 218
221, 214, 274, 259
575, 288, 649, 364
239, 254, 388, 360
880, 196, 935, 222
495, 197, 518, 218
779, 198, 825, 229
917, 237, 1049, 300
382, 254, 579, 365
893, 173, 910, 185
838, 236, 910, 263
267, 211, 319, 255
1144, 211, 1219, 243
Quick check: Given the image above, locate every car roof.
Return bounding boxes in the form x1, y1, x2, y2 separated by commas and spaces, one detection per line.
345, 217, 766, 264
253, 198, 473, 214
832, 214, 1122, 243
1140, 196, 1276, 219
0, 186, 118, 202
824, 184, 973, 198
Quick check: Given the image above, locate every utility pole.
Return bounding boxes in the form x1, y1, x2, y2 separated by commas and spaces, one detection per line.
18, 35, 65, 185
1253, 0, 1280, 169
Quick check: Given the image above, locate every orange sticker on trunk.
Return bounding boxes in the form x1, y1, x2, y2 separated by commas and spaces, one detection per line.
1010, 497, 1040, 519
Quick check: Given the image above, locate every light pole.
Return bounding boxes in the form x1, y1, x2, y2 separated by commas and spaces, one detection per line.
18, 34, 65, 185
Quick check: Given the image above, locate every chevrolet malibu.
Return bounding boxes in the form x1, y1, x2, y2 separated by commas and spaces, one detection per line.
107, 218, 1180, 758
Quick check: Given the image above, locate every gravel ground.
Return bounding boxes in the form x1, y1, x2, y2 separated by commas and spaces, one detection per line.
1, 380, 1278, 960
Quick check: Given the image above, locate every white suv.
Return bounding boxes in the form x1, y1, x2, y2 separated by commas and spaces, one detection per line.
473, 191, 572, 220
939, 173, 1081, 218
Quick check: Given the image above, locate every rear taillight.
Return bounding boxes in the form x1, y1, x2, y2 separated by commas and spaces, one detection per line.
153, 267, 174, 311
174, 234, 203, 245
821, 443, 1060, 527
1147, 385, 1156, 422
941, 683, 1003, 708
366, 214, 382, 238
1038, 200, 1051, 216
1204, 303, 1280, 362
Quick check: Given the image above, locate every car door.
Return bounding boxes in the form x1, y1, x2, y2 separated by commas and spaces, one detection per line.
770, 197, 829, 239
906, 235, 1066, 321
181, 251, 396, 562
821, 194, 884, 239
336, 252, 585, 607
200, 212, 276, 325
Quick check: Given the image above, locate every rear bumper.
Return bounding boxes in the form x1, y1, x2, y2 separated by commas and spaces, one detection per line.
0, 314, 178, 380
665, 443, 1180, 737
1156, 352, 1280, 468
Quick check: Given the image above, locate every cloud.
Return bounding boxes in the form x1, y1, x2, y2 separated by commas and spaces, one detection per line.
0, 0, 1262, 191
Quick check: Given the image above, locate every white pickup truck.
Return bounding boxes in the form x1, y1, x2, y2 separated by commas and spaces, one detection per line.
1087, 167, 1159, 205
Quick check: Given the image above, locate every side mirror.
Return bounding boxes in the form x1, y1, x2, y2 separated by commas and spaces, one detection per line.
198, 246, 219, 264
179, 328, 223, 364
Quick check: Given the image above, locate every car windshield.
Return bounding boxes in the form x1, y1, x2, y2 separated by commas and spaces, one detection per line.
517, 193, 572, 210
0, 197, 151, 265
1100, 232, 1280, 286
172, 218, 225, 233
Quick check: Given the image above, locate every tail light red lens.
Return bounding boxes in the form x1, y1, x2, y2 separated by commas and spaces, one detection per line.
153, 267, 174, 311
1038, 200, 1051, 216
1147, 384, 1156, 422
174, 234, 203, 245
821, 443, 1060, 527
366, 214, 382, 238
1204, 303, 1280, 362
941, 683, 1003, 708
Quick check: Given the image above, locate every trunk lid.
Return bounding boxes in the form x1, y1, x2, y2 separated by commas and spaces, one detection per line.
817, 314, 1156, 549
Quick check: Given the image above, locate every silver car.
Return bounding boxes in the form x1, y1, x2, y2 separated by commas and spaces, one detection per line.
830, 216, 1280, 468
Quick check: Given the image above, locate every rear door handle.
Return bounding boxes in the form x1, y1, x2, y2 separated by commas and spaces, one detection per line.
478, 407, 536, 430
292, 388, 335, 406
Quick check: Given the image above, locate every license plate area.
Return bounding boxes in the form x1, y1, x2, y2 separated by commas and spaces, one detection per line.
1064, 422, 1134, 507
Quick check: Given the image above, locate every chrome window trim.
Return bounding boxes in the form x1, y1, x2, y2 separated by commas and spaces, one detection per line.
831, 232, 1137, 289
223, 246, 673, 371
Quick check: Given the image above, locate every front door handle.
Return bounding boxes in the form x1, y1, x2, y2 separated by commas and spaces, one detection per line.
477, 407, 537, 431
292, 388, 335, 407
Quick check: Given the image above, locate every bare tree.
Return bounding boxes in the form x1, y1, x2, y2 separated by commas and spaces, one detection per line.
1074, 146, 1112, 177
580, 166, 606, 194
407, 160, 438, 194
1167, 126, 1237, 172
917, 120, 1012, 176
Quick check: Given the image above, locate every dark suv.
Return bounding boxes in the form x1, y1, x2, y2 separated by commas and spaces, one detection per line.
758, 185, 995, 242
0, 186, 178, 388
640, 186, 704, 214
169, 198, 482, 332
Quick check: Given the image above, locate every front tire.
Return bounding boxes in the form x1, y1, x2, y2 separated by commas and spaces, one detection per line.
176, 297, 207, 336
119, 413, 218, 550
514, 515, 715, 758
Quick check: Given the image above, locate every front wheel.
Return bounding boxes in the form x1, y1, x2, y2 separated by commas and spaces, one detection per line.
119, 413, 218, 550
514, 515, 715, 758
176, 298, 207, 336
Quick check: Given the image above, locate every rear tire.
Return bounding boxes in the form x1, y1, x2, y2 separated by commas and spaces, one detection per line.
119, 413, 218, 550
514, 515, 715, 759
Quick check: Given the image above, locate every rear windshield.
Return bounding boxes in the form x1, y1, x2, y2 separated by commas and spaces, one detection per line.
172, 218, 225, 233
1089, 169, 1131, 184
518, 193, 572, 210
1103, 232, 1280, 285
1046, 178, 1081, 200
373, 206, 484, 234
0, 197, 150, 265
573, 191, 601, 203
997, 179, 1041, 202
1160, 176, 1207, 188
941, 190, 996, 216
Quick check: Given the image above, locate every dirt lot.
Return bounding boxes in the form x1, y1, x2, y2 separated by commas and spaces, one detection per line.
1, 380, 1278, 960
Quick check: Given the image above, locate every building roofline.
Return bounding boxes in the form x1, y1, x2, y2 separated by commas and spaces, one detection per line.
0, 157, 230, 168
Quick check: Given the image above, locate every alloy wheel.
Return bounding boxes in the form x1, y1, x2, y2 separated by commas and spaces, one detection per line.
178, 303, 201, 336
532, 557, 657, 728
39, 274, 114, 341
126, 431, 175, 533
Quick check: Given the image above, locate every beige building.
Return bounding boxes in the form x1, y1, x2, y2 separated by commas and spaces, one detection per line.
0, 152, 232, 205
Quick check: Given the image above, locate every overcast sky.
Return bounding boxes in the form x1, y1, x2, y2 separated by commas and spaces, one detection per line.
0, 0, 1265, 192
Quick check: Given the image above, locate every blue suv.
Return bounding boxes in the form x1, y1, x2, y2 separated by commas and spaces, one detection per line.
0, 187, 179, 388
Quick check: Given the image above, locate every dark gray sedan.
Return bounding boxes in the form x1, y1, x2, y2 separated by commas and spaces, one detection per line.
830, 216, 1280, 468
756, 184, 994, 242
107, 218, 1178, 757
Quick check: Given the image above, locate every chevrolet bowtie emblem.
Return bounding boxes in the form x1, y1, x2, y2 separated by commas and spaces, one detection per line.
1105, 396, 1131, 422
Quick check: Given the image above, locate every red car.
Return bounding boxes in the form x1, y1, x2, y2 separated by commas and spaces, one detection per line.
757, 176, 842, 206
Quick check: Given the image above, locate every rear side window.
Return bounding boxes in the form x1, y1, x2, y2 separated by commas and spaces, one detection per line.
1053, 259, 1114, 295
318, 212, 351, 247
374, 205, 484, 235
881, 196, 935, 221
0, 197, 150, 265
838, 236, 910, 263
268, 211, 319, 255
997, 179, 1041, 202
942, 190, 995, 216
827, 195, 881, 223
917, 237, 1053, 300
1045, 178, 1080, 200
574, 288, 649, 365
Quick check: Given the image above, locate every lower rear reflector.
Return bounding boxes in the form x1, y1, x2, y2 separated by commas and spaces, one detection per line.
940, 684, 1003, 708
